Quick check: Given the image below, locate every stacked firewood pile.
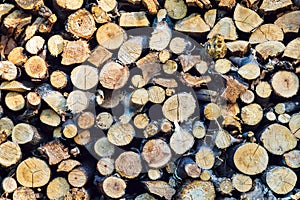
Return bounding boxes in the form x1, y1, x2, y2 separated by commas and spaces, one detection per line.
0, 0, 299, 199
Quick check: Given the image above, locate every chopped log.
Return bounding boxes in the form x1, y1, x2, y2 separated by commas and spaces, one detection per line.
240, 89, 255, 104
55, 0, 83, 10
7, 47, 27, 66
66, 9, 96, 39
178, 55, 201, 72
40, 109, 61, 126
232, 174, 252, 193
3, 10, 32, 38
192, 121, 206, 139
47, 35, 65, 57
150, 22, 172, 51
200, 170, 211, 181
74, 130, 91, 145
16, 157, 51, 187
68, 167, 91, 187
97, 157, 114, 176
222, 76, 247, 103
98, 0, 117, 12
0, 117, 14, 144
283, 150, 300, 169
64, 188, 89, 200
241, 103, 263, 126
233, 143, 269, 175
274, 11, 300, 33
249, 24, 284, 44
164, 0, 187, 20
266, 110, 276, 122
102, 176, 126, 199
160, 119, 173, 133
130, 88, 149, 106
195, 146, 215, 169
175, 157, 201, 179
57, 159, 81, 172
255, 41, 285, 61
174, 14, 210, 34
96, 112, 113, 130
181, 73, 211, 87
71, 65, 98, 90
62, 119, 78, 138
271, 71, 299, 98
260, 0, 292, 13
61, 40, 90, 65
115, 151, 142, 179
255, 81, 272, 99
162, 60, 177, 75
148, 86, 165, 104
93, 137, 115, 157
107, 122, 135, 146
234, 4, 263, 32
170, 121, 194, 154
169, 37, 191, 55
158, 50, 171, 63
260, 123, 297, 155
277, 113, 291, 124
2, 177, 17, 194
0, 141, 21, 167
207, 18, 238, 41
289, 113, 300, 139
46, 177, 70, 200
50, 70, 68, 89
215, 129, 232, 149
214, 59, 231, 74
15, 0, 43, 10
87, 46, 112, 68
13, 187, 36, 200
226, 40, 250, 57
23, 17, 45, 42
264, 166, 297, 195
283, 38, 300, 60
24, 56, 48, 79
143, 122, 159, 138
142, 139, 172, 169
12, 123, 34, 144
204, 103, 221, 120
5, 92, 25, 111
38, 140, 70, 165
238, 63, 260, 80
180, 180, 215, 200
25, 36, 45, 55
26, 92, 41, 110
217, 0, 236, 9
148, 169, 162, 180
99, 61, 129, 89
91, 4, 111, 24
217, 178, 234, 195
118, 36, 146, 64
207, 34, 227, 59
204, 9, 217, 28
144, 181, 176, 200
142, 0, 159, 15
0, 81, 31, 93
77, 112, 95, 129
66, 90, 88, 113
133, 113, 149, 129
119, 12, 150, 27
0, 61, 18, 81
0, 4, 14, 20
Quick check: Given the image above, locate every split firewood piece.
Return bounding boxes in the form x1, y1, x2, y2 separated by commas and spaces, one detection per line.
278, 113, 291, 124
37, 83, 66, 114
241, 103, 263, 126
178, 55, 201, 72
204, 103, 221, 120
97, 157, 114, 176
2, 177, 17, 194
24, 56, 48, 79
102, 176, 126, 199
134, 113, 149, 129
93, 137, 115, 157
97, 0, 117, 12
217, 0, 236, 9
115, 151, 142, 179
289, 113, 300, 139
142, 139, 172, 169
46, 177, 70, 200
221, 76, 247, 103
153, 78, 178, 88
0, 117, 14, 143
23, 17, 45, 42
232, 174, 253, 193
169, 37, 191, 55
234, 4, 263, 33
162, 92, 196, 122
195, 146, 215, 169
148, 169, 162, 180
238, 63, 260, 80
215, 129, 232, 149
8, 47, 27, 66
26, 92, 41, 110
207, 17, 238, 41
71, 65, 98, 90
12, 187, 36, 200
0, 81, 31, 93
283, 150, 300, 169
66, 9, 96, 39
180, 180, 215, 200
5, 92, 25, 111
260, 123, 297, 155
119, 12, 150, 27
91, 4, 111, 24
47, 35, 65, 57
265, 166, 297, 195
233, 143, 268, 175
62, 119, 78, 138
57, 159, 81, 172
226, 40, 250, 57
136, 193, 156, 200
40, 109, 61, 126
12, 123, 34, 144
214, 58, 231, 74
204, 9, 216, 28
55, 0, 83, 10
118, 36, 146, 64
15, 0, 44, 10
74, 130, 91, 145
162, 60, 177, 74
260, 0, 292, 13
0, 4, 14, 20
136, 52, 161, 83
142, 0, 159, 14
87, 46, 112, 68
174, 14, 210, 34
61, 40, 90, 65
192, 121, 206, 139
150, 22, 172, 51
66, 90, 88, 113
68, 167, 91, 187
64, 188, 89, 200
170, 121, 194, 154
25, 36, 45, 55
283, 38, 300, 60
107, 122, 135, 146
216, 178, 234, 195
274, 11, 300, 34
99, 61, 129, 89
164, 0, 187, 20
131, 88, 149, 106
96, 112, 113, 130
143, 122, 159, 138
144, 181, 176, 200
271, 71, 299, 98
148, 86, 165, 104
38, 140, 70, 165
159, 49, 171, 63
77, 112, 95, 129
50, 70, 68, 89
249, 24, 284, 44
255, 41, 285, 61
0, 61, 18, 81
16, 157, 51, 188
0, 141, 21, 167
255, 81, 272, 99
3, 10, 32, 36
175, 157, 201, 179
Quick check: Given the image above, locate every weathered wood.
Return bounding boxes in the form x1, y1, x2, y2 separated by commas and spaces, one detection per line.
260, 0, 292, 13
66, 90, 88, 113
98, 0, 117, 12
142, 0, 159, 15
238, 63, 260, 80
68, 167, 90, 187
93, 137, 115, 157
255, 41, 285, 61
107, 122, 135, 146
158, 49, 171, 63
96, 23, 127, 49
118, 36, 146, 64
217, 178, 234, 195
204, 9, 217, 28
232, 174, 253, 193
24, 56, 48, 79
195, 146, 215, 169
13, 187, 36, 200
240, 89, 255, 104
46, 177, 70, 200
289, 113, 300, 139
133, 113, 149, 129
204, 103, 221, 120
214, 59, 231, 74
4, 92, 24, 111
255, 81, 272, 99
0, 61, 18, 81
169, 37, 191, 55
274, 11, 300, 33
283, 150, 300, 169
215, 129, 232, 149
144, 181, 176, 200
143, 122, 159, 138
25, 36, 45, 55
115, 151, 142, 179
0, 4, 14, 20
0, 141, 21, 167
271, 71, 299, 98
102, 176, 126, 199
61, 40, 90, 65
40, 109, 61, 126
50, 70, 68, 89
71, 65, 98, 90
119, 12, 150, 27
74, 130, 91, 145
174, 13, 210, 34
7, 47, 27, 66
26, 92, 41, 110
241, 103, 263, 126
62, 119, 78, 138
217, 0, 236, 9
91, 4, 111, 24
221, 76, 247, 103
38, 140, 70, 165
64, 188, 89, 200
234, 4, 263, 32
47, 35, 65, 57
207, 18, 238, 41
283, 38, 300, 60
96, 112, 113, 130
226, 40, 250, 57
57, 159, 81, 172
180, 180, 215, 200
55, 0, 84, 10
97, 157, 114, 176
170, 121, 194, 154
150, 22, 172, 51
2, 177, 17, 194
164, 0, 187, 20
12, 123, 35, 144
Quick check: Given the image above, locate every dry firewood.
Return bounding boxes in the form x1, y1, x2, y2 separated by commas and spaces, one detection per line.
62, 119, 78, 138
13, 187, 36, 200
97, 157, 114, 176
97, 0, 117, 12
118, 36, 146, 64
207, 18, 238, 41
283, 150, 300, 169
0, 61, 18, 81
4, 92, 24, 111
39, 14, 57, 33
96, 112, 113, 130
54, 0, 83, 10
61, 40, 90, 65
136, 52, 161, 83
115, 151, 142, 179
274, 100, 300, 114
74, 130, 91, 145
277, 113, 291, 124
206, 34, 227, 59
255, 41, 285, 61
66, 90, 88, 113
255, 81, 272, 99
160, 119, 173, 133
238, 63, 260, 80
131, 88, 149, 106
170, 121, 194, 154
175, 157, 201, 179
7, 47, 27, 66
133, 113, 149, 129
57, 159, 81, 172
164, 0, 187, 20
274, 11, 300, 33
119, 12, 150, 27
64, 188, 89, 200
102, 176, 126, 199
226, 40, 250, 57
143, 122, 159, 138
0, 141, 21, 167
216, 178, 234, 195
241, 103, 263, 126
68, 166, 91, 187
178, 55, 201, 72
11, 123, 35, 144
24, 55, 48, 79
195, 89, 218, 102
38, 140, 70, 165
152, 77, 178, 88
148, 86, 165, 104
271, 71, 299, 98
143, 181, 175, 200
180, 180, 216, 200
136, 193, 156, 200
234, 4, 263, 32
3, 10, 32, 38
107, 122, 135, 146
260, 123, 297, 155
249, 24, 284, 44
195, 146, 215, 169
142, 0, 159, 15
50, 70, 68, 89
181, 72, 211, 86
47, 35, 65, 57
87, 45, 112, 68
265, 110, 276, 122
99, 61, 129, 89
221, 76, 247, 103
162, 92, 196, 122
16, 157, 51, 187
217, 0, 236, 9
162, 60, 177, 74
159, 49, 171, 63
0, 36, 17, 57
46, 177, 70, 200
186, 0, 204, 7
204, 102, 221, 120
233, 143, 268, 175
289, 113, 300, 139
26, 92, 41, 110
0, 81, 31, 93
215, 129, 234, 149
0, 4, 14, 20
92, 137, 115, 158
25, 36, 45, 55
169, 37, 191, 55
200, 170, 211, 181
192, 121, 206, 139
2, 177, 17, 194
40, 109, 61, 126
91, 3, 111, 24
150, 22, 172, 51
174, 14, 210, 34
71, 65, 98, 90
204, 9, 217, 28
283, 37, 300, 60
260, 0, 292, 13
77, 112, 95, 129
264, 166, 297, 195
232, 173, 253, 193
214, 58, 231, 74
0, 117, 14, 144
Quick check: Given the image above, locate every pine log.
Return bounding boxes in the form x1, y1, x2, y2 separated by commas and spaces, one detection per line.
277, 113, 291, 124
207, 18, 238, 41
169, 37, 191, 55
192, 121, 206, 139
98, 0, 117, 12
74, 130, 91, 145
38, 140, 70, 165
271, 71, 299, 98
274, 11, 300, 33
158, 50, 171, 63
118, 36, 146, 64
180, 180, 215, 200
26, 92, 41, 110
46, 177, 70, 200
133, 113, 149, 129
2, 177, 17, 194
238, 63, 260, 80
144, 181, 176, 200
24, 56, 48, 79
96, 112, 113, 130
215, 129, 232, 149
175, 157, 201, 179
107, 122, 135, 146
214, 59, 231, 74
50, 70, 68, 89
66, 90, 88, 113
283, 150, 300, 169
232, 173, 253, 193
93, 137, 115, 157
150, 22, 172, 51
131, 88, 149, 106
160, 119, 173, 133
40, 109, 61, 126
5, 92, 25, 111
77, 112, 95, 129
241, 103, 263, 126
71, 65, 98, 90
255, 41, 285, 61
61, 40, 90, 65
249, 24, 284, 44
119, 12, 150, 27
226, 40, 250, 57
164, 0, 187, 20
255, 81, 272, 99
97, 157, 114, 176
7, 47, 27, 66
174, 13, 210, 34
102, 176, 126, 198
266, 110, 276, 122
289, 113, 300, 139
170, 121, 194, 154
217, 178, 234, 195
204, 9, 217, 28
240, 89, 255, 104
47, 35, 65, 57
57, 159, 81, 172
91, 4, 111, 24
62, 119, 78, 138
204, 102, 221, 120
260, 0, 292, 13
195, 146, 215, 170
12, 123, 34, 144
0, 61, 18, 81
0, 141, 21, 167
68, 167, 91, 187
148, 86, 165, 104
142, 0, 159, 15
143, 122, 159, 138
25, 36, 45, 55
147, 169, 162, 180
234, 4, 263, 32
13, 187, 36, 200
283, 37, 300, 60
162, 60, 177, 74
115, 151, 142, 179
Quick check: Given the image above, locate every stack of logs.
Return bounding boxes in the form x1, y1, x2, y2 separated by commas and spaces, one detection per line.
0, 0, 299, 199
